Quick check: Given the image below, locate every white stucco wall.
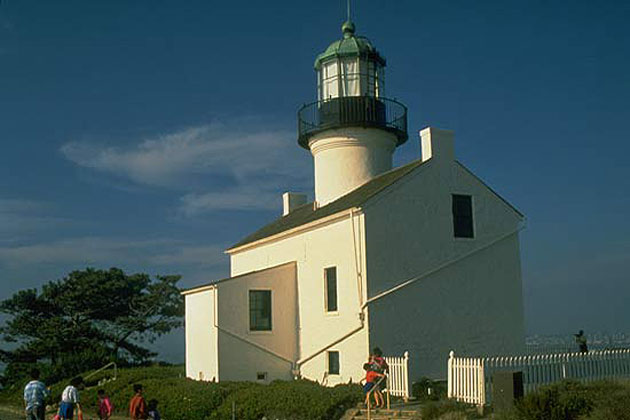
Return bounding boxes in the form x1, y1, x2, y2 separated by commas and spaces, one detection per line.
184, 289, 218, 381
216, 262, 298, 382
309, 127, 397, 206
229, 212, 370, 385
363, 156, 525, 380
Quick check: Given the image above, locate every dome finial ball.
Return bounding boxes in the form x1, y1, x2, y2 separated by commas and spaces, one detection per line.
342, 20, 355, 38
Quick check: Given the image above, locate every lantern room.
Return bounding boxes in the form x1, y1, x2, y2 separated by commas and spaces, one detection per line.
315, 21, 386, 100
297, 21, 408, 150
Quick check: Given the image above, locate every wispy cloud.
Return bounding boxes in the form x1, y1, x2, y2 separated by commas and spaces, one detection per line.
61, 122, 309, 188
61, 121, 312, 215
177, 190, 278, 216
0, 237, 225, 268
0, 199, 72, 236
150, 245, 225, 266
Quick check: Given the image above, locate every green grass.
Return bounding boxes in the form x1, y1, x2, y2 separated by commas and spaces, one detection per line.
0, 365, 362, 420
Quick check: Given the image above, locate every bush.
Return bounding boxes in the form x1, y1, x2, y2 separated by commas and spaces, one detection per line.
212, 380, 361, 420
420, 400, 481, 420
412, 377, 447, 401
581, 380, 630, 420
0, 366, 363, 420
493, 380, 630, 420
512, 381, 592, 420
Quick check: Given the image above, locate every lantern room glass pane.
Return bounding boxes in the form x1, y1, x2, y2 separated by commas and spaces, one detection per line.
366, 61, 375, 96
376, 65, 385, 97
321, 61, 339, 100
340, 57, 360, 96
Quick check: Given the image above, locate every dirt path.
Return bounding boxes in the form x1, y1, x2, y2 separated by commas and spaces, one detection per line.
0, 406, 128, 420
0, 406, 25, 420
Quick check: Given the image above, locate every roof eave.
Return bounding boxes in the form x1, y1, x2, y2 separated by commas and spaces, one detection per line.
226, 207, 360, 254
455, 160, 525, 219
182, 261, 298, 295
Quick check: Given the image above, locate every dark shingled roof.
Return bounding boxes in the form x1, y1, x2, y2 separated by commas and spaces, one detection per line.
228, 159, 428, 250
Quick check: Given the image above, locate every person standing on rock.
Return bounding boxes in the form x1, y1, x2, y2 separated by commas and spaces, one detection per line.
23, 368, 50, 420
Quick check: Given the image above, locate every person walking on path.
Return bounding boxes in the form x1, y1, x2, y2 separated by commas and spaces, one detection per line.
129, 384, 148, 420
23, 368, 50, 420
59, 377, 83, 420
575, 330, 588, 353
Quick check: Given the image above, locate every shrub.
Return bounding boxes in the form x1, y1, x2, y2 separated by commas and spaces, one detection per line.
1, 366, 363, 420
513, 381, 593, 420
211, 380, 362, 420
412, 377, 446, 401
420, 400, 481, 420
582, 380, 630, 420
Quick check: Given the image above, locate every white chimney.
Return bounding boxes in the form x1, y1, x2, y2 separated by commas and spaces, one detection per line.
420, 127, 455, 163
282, 192, 307, 216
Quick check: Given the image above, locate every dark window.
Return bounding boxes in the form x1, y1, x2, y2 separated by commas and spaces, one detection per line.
249, 290, 272, 331
452, 194, 474, 238
325, 267, 338, 312
256, 372, 267, 381
328, 351, 340, 375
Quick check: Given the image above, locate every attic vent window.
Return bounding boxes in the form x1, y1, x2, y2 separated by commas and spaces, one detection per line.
452, 194, 474, 238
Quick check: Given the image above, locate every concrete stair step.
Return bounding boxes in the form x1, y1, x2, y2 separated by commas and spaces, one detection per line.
352, 416, 419, 420
350, 408, 421, 419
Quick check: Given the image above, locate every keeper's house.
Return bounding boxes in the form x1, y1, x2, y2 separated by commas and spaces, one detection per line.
183, 19, 525, 385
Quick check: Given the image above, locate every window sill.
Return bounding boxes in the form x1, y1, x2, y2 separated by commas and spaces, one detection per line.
248, 330, 273, 335
325, 311, 340, 317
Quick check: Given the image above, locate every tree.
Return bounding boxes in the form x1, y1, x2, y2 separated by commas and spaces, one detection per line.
0, 267, 184, 386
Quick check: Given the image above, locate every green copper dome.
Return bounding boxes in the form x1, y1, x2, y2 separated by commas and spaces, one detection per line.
314, 21, 386, 70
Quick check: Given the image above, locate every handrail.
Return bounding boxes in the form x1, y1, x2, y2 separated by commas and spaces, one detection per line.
361, 226, 524, 309
297, 96, 408, 148
84, 362, 117, 382
365, 373, 389, 420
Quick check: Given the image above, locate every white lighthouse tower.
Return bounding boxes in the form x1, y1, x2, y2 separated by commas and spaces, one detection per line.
298, 20, 408, 206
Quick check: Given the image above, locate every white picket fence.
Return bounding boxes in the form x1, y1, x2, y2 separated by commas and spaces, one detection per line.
385, 351, 410, 400
448, 348, 630, 406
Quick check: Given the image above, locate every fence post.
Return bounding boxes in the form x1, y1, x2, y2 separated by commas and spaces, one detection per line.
403, 351, 410, 401
448, 351, 454, 399
479, 358, 486, 406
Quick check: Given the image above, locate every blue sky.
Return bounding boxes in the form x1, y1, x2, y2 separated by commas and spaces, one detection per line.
1, 0, 629, 361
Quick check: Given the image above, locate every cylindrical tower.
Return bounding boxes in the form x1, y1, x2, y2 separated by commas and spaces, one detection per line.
298, 20, 408, 206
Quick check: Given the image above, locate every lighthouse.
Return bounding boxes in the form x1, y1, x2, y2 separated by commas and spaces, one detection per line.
184, 12, 526, 386
297, 20, 408, 206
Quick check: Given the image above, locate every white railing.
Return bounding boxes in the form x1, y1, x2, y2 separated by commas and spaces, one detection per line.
384, 351, 410, 400
448, 348, 630, 406
447, 352, 486, 405
525, 343, 625, 355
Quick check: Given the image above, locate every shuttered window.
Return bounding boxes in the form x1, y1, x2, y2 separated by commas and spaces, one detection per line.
452, 194, 474, 238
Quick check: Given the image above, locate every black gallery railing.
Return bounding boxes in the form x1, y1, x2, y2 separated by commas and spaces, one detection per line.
297, 96, 408, 148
